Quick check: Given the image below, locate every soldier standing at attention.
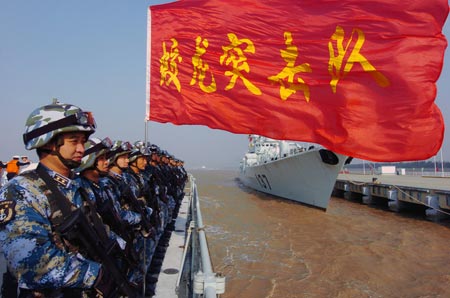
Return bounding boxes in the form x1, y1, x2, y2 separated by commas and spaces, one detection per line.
74, 137, 128, 251
74, 137, 140, 283
126, 142, 158, 295
0, 100, 115, 297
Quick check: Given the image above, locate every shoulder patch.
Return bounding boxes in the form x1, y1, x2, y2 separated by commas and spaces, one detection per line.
0, 200, 16, 226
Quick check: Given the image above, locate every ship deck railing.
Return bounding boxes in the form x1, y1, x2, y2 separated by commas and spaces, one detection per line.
155, 174, 225, 297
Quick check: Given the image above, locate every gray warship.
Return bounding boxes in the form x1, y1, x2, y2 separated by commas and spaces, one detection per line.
239, 135, 350, 209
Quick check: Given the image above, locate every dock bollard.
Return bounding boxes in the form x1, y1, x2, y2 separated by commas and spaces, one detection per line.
343, 183, 353, 200
425, 195, 446, 222
362, 186, 373, 205
388, 189, 404, 212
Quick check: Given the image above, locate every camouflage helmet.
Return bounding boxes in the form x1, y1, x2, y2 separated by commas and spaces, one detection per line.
107, 140, 132, 164
76, 137, 113, 172
149, 144, 160, 154
23, 99, 96, 150
129, 140, 150, 163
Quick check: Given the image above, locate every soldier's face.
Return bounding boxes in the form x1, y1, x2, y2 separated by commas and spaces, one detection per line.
116, 154, 129, 168
59, 132, 86, 163
136, 156, 147, 170
96, 154, 109, 172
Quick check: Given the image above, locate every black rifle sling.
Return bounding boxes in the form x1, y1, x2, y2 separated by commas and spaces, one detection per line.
91, 184, 127, 232
37, 165, 107, 245
36, 164, 75, 223
36, 164, 109, 259
78, 187, 111, 246
101, 188, 131, 238
121, 182, 152, 233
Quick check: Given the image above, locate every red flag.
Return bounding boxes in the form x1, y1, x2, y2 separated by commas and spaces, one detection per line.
147, 0, 448, 162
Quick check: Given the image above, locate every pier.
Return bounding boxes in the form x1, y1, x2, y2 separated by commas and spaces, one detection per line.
333, 173, 450, 221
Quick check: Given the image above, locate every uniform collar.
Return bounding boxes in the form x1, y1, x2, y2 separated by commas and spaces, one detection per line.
39, 163, 73, 188
109, 170, 122, 180
90, 180, 100, 189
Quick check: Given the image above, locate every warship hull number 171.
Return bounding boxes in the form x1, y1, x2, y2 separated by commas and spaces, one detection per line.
239, 135, 351, 210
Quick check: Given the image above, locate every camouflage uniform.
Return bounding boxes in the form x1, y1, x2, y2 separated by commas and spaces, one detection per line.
0, 101, 107, 297
74, 137, 144, 294
147, 147, 171, 232
75, 176, 126, 249
124, 168, 156, 256
101, 172, 141, 226
143, 162, 166, 237
0, 166, 99, 295
104, 141, 152, 287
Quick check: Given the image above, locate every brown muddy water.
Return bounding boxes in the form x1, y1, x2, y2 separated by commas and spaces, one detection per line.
190, 169, 450, 298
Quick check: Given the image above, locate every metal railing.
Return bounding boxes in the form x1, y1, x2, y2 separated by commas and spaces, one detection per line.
176, 175, 225, 298
343, 168, 450, 177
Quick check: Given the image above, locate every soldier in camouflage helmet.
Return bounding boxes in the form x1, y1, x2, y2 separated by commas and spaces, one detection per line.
126, 141, 158, 293
74, 137, 144, 287
103, 140, 149, 287
0, 100, 116, 297
74, 137, 127, 236
76, 137, 112, 175
100, 141, 142, 228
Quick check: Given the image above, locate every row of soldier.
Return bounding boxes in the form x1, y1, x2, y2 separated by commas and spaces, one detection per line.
0, 100, 187, 297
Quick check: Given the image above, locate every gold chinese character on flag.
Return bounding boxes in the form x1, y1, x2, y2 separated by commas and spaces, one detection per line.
268, 32, 312, 102
160, 38, 182, 92
220, 33, 261, 95
190, 36, 217, 93
328, 26, 390, 93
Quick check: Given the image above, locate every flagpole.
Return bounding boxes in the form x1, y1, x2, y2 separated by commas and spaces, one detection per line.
145, 5, 151, 122
145, 119, 148, 145
144, 7, 152, 144
143, 8, 151, 295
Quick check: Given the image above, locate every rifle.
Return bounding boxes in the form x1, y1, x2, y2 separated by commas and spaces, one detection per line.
97, 189, 140, 265
57, 208, 138, 297
141, 177, 162, 231
121, 184, 156, 239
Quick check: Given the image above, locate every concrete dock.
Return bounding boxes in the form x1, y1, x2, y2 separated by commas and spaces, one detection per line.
334, 173, 450, 221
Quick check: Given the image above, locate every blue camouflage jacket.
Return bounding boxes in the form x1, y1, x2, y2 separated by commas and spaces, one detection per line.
100, 173, 142, 226
0, 165, 100, 290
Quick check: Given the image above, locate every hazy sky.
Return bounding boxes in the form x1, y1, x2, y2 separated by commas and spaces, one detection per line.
1, 1, 449, 170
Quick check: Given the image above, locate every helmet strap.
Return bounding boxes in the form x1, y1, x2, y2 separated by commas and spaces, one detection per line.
98, 168, 109, 177
130, 161, 140, 173
53, 150, 81, 169
112, 160, 128, 171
